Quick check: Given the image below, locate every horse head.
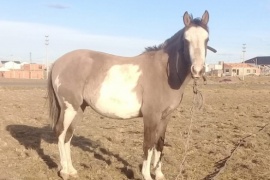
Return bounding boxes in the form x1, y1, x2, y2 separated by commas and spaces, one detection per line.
183, 10, 210, 79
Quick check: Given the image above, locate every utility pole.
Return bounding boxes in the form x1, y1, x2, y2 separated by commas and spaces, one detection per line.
30, 52, 32, 64
29, 52, 32, 79
45, 35, 49, 79
242, 43, 246, 80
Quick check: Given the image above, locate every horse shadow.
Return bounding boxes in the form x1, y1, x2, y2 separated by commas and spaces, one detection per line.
6, 124, 140, 179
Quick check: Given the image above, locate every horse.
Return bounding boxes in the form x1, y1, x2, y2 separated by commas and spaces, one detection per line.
48, 10, 214, 180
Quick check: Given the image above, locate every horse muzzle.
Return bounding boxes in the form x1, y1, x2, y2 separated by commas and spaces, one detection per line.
191, 64, 205, 79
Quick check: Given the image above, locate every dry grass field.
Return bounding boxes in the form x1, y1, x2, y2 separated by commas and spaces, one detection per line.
0, 76, 269, 180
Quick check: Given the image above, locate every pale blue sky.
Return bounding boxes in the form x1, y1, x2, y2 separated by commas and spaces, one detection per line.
0, 1, 270, 64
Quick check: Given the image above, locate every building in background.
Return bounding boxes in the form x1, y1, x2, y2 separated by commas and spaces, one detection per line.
0, 61, 45, 79
244, 56, 270, 75
223, 63, 260, 76
205, 61, 224, 77
244, 56, 270, 66
0, 61, 21, 70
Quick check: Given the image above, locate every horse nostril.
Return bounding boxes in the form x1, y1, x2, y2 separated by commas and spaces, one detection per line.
191, 65, 196, 75
191, 65, 204, 77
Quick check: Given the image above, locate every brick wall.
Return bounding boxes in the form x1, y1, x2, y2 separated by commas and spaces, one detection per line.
0, 70, 44, 79
22, 64, 45, 71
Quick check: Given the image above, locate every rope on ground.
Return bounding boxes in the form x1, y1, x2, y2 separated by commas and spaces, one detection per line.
204, 123, 269, 180
175, 78, 204, 180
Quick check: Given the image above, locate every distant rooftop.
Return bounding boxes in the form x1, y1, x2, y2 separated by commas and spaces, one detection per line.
1, 60, 21, 64
224, 63, 256, 68
244, 56, 270, 65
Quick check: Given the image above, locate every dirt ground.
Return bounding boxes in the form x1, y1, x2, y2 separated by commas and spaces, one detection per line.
0, 76, 269, 180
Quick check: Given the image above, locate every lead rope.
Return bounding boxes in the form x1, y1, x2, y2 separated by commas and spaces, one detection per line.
176, 78, 204, 180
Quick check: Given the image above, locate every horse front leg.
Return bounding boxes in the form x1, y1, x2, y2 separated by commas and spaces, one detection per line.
142, 125, 155, 180
142, 113, 161, 180
153, 121, 168, 180
142, 117, 168, 180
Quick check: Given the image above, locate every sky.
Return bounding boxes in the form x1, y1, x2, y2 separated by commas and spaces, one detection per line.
0, 0, 270, 64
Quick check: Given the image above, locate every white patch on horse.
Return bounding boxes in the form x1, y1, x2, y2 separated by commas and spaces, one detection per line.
54, 75, 61, 92
58, 101, 77, 176
95, 64, 142, 119
153, 148, 164, 180
64, 134, 78, 177
184, 26, 208, 67
142, 148, 154, 180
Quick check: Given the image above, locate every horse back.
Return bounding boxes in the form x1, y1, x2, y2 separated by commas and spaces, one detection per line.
51, 49, 145, 118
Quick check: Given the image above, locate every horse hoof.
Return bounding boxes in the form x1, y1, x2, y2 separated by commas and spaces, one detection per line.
59, 172, 69, 180
156, 177, 166, 180
155, 175, 166, 180
70, 172, 79, 178
144, 176, 153, 180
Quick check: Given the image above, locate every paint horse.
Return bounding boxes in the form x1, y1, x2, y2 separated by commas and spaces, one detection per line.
48, 11, 213, 180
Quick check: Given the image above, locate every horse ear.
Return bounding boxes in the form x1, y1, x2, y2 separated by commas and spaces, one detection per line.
202, 10, 209, 25
183, 11, 191, 26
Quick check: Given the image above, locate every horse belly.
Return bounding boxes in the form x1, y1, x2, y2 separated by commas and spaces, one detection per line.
93, 64, 142, 119
94, 93, 141, 119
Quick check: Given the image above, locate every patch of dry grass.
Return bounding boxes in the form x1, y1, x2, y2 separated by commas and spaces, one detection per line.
0, 76, 269, 179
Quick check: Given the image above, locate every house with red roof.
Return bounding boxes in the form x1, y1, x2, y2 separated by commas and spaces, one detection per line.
223, 63, 260, 76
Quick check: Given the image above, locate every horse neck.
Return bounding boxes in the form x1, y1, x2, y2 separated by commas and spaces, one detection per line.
168, 51, 191, 89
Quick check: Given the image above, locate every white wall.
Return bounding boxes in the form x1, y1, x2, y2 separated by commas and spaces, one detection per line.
3, 61, 21, 70
205, 64, 223, 72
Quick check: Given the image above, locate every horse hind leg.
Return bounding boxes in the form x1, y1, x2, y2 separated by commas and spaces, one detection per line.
63, 102, 87, 179
56, 101, 78, 180
63, 123, 77, 179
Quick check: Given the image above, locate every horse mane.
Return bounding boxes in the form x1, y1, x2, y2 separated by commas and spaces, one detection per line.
144, 16, 208, 53
144, 44, 164, 52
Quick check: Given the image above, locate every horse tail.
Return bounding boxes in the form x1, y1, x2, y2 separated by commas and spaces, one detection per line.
47, 64, 60, 131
